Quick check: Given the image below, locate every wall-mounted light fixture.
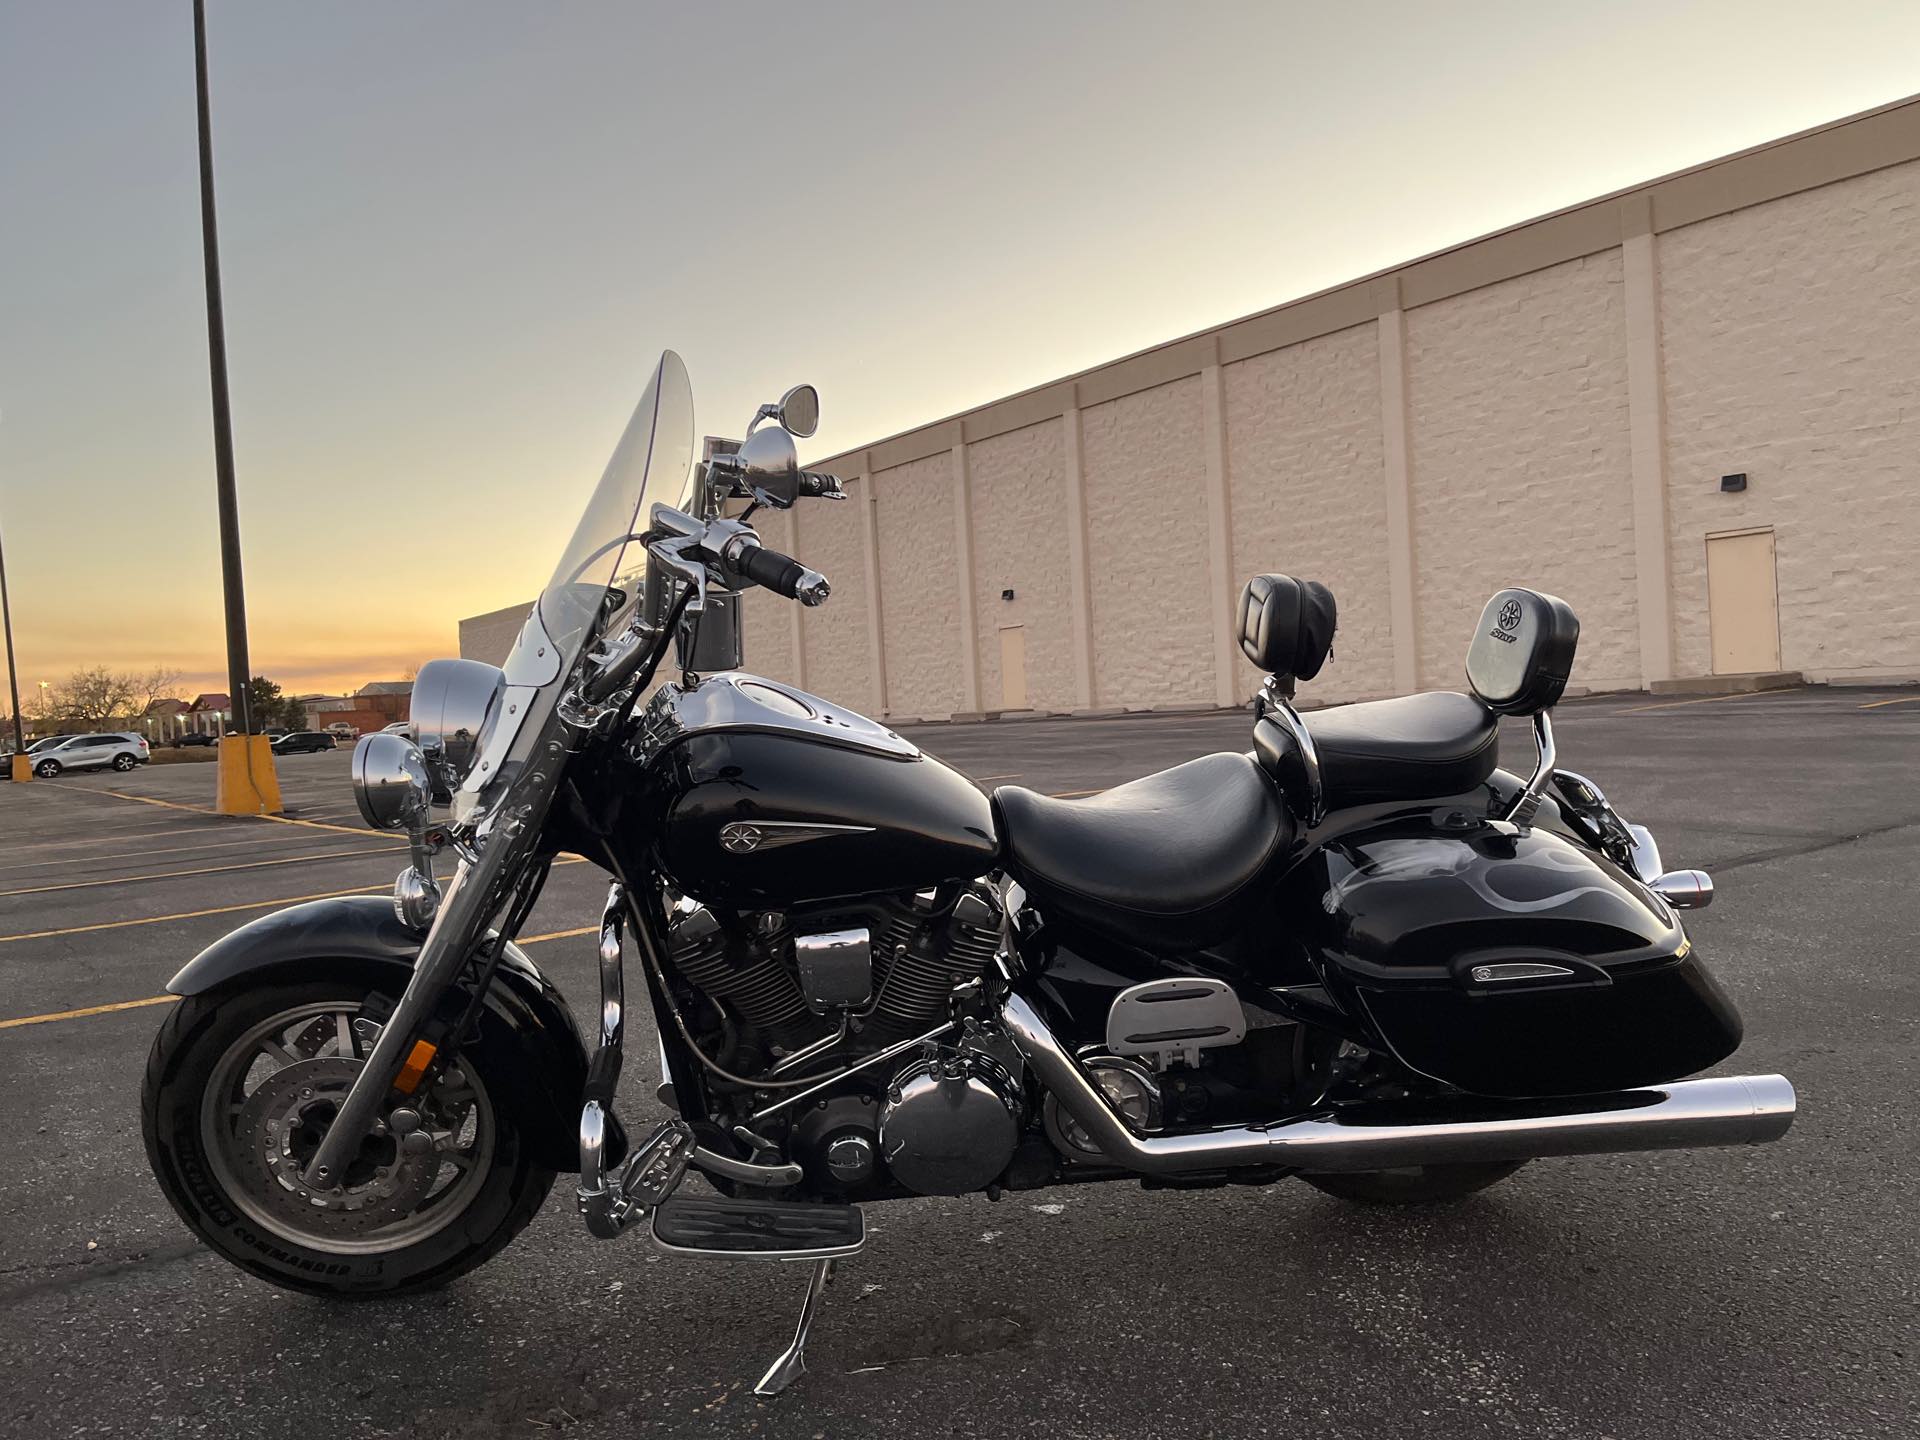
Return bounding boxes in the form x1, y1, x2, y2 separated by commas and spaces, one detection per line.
1720, 473, 1748, 493
1001, 588, 1015, 602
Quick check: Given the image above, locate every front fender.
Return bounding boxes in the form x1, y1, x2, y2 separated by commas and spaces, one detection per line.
168, 895, 589, 1171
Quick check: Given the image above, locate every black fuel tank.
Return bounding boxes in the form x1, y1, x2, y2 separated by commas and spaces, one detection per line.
623, 675, 997, 908
1287, 814, 1742, 1097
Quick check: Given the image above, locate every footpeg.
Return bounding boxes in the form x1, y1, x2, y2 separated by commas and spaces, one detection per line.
580, 1116, 693, 1239
651, 1194, 866, 1259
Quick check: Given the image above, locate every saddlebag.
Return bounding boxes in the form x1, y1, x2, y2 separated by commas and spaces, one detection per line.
1292, 816, 1743, 1098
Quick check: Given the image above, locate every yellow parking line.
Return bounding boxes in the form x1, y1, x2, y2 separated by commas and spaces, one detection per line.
0, 857, 591, 946
0, 995, 180, 1030
0, 830, 361, 875
0, 882, 391, 944
88, 788, 217, 816
0, 822, 254, 859
1860, 694, 1920, 709
95, 787, 388, 839
1, 917, 598, 1028
0, 844, 405, 899
1619, 691, 1783, 715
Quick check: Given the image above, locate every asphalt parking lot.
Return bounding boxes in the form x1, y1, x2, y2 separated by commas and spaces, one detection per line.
1, 687, 1916, 1439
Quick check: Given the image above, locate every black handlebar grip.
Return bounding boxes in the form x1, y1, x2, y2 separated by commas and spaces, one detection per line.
797, 469, 845, 499
732, 542, 805, 596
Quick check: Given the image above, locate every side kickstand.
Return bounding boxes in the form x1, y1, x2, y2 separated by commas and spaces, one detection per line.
753, 1258, 836, 1397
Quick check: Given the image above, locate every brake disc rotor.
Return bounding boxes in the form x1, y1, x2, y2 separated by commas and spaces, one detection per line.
232, 1057, 440, 1237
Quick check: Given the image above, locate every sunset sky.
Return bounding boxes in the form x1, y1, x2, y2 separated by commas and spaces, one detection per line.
3, 1, 1918, 699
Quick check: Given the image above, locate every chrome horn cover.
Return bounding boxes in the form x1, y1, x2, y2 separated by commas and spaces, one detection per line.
352, 732, 434, 832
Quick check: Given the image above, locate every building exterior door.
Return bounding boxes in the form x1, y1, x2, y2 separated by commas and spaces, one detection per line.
1705, 528, 1781, 675
997, 625, 1028, 711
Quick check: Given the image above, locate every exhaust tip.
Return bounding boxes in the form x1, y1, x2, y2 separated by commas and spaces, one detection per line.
1740, 1073, 1796, 1142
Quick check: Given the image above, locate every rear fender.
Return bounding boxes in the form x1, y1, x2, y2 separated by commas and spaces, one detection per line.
167, 895, 588, 1170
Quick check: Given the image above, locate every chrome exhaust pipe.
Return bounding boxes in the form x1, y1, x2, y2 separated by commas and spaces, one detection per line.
1001, 992, 1794, 1175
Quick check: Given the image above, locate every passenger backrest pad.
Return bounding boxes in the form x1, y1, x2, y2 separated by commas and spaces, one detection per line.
1238, 574, 1337, 681
1465, 587, 1580, 715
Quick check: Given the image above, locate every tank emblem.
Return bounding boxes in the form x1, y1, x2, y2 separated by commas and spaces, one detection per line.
721, 820, 875, 853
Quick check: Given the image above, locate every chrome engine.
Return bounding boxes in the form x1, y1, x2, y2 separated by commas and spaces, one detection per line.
661, 881, 1015, 1195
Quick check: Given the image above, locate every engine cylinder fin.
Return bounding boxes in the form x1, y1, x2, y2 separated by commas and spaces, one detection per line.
669, 902, 810, 1033
866, 896, 999, 1038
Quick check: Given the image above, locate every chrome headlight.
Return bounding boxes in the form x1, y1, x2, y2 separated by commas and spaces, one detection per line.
352, 732, 434, 832
409, 657, 505, 796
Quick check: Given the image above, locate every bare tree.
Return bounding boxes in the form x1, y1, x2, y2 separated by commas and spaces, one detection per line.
54, 667, 139, 722
136, 667, 186, 715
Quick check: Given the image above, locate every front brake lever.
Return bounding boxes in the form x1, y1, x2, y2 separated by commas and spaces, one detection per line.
647, 535, 709, 615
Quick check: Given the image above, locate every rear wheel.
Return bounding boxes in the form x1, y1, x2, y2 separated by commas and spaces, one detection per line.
35, 759, 60, 778
1300, 1160, 1527, 1206
142, 978, 553, 1297
112, 752, 137, 771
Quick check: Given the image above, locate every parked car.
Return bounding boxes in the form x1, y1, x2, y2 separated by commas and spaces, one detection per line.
381, 721, 412, 735
270, 731, 338, 755
172, 731, 219, 748
32, 732, 150, 777
28, 733, 76, 753
323, 722, 358, 740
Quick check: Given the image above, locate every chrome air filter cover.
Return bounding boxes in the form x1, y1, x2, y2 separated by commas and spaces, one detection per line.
1044, 1055, 1161, 1160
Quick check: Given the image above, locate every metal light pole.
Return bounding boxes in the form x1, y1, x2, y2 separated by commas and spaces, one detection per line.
0, 508, 28, 781
193, 0, 278, 812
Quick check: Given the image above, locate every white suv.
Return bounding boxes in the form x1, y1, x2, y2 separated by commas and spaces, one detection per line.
33, 732, 151, 777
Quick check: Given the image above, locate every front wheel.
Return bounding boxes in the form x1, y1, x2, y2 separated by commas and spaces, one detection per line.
1300, 1160, 1528, 1206
35, 759, 60, 777
142, 978, 554, 1297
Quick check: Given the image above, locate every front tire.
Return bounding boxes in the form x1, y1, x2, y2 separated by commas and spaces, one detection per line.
35, 759, 60, 777
1300, 1160, 1527, 1206
142, 977, 554, 1297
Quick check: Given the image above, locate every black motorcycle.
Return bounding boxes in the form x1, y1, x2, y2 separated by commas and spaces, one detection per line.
142, 352, 1794, 1394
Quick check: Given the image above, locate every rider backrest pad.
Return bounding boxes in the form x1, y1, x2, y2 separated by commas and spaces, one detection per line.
1465, 587, 1580, 715
1238, 574, 1337, 681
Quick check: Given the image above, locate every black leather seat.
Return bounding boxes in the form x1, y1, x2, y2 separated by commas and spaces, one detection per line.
994, 752, 1291, 951
1290, 691, 1498, 808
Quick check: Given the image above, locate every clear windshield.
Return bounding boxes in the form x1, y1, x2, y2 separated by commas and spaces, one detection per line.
537, 350, 696, 675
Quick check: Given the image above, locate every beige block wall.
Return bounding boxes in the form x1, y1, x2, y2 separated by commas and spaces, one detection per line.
793, 480, 873, 708
463, 105, 1920, 709
1659, 158, 1920, 678
1406, 252, 1640, 693
966, 418, 1076, 712
736, 504, 800, 684
873, 453, 964, 718
1224, 323, 1391, 704
1081, 377, 1214, 707
458, 603, 530, 667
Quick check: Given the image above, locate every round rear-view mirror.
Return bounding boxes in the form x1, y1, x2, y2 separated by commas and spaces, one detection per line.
735, 425, 801, 509
777, 385, 820, 439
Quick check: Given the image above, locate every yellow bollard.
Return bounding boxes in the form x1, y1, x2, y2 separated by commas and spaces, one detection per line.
9, 753, 30, 784
215, 733, 282, 815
